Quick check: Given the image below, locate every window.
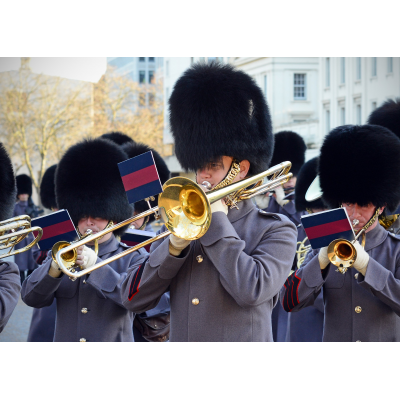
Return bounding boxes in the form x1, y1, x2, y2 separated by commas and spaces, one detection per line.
356, 104, 362, 124
149, 70, 154, 83
388, 57, 393, 73
340, 57, 346, 84
294, 73, 306, 100
139, 92, 146, 106
149, 57, 155, 62
149, 93, 155, 106
340, 107, 345, 125
326, 110, 330, 133
139, 57, 145, 62
139, 70, 145, 83
371, 57, 377, 77
356, 57, 361, 80
264, 75, 267, 97
325, 58, 330, 87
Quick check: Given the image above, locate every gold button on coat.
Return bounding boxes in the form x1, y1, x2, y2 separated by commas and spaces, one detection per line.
81, 308, 88, 314
196, 255, 203, 263
354, 273, 359, 279
80, 338, 86, 342
355, 306, 362, 313
83, 280, 86, 284
192, 298, 200, 305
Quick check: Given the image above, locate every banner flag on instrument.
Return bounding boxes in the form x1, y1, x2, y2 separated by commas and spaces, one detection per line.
32, 210, 78, 250
118, 151, 163, 204
120, 228, 156, 252
301, 208, 355, 249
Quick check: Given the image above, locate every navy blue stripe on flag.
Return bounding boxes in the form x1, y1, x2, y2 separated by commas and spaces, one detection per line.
39, 230, 78, 251
126, 180, 162, 204
309, 229, 354, 249
301, 208, 348, 229
32, 210, 71, 228
118, 151, 154, 176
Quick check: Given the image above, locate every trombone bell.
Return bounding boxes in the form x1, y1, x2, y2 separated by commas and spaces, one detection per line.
52, 241, 78, 269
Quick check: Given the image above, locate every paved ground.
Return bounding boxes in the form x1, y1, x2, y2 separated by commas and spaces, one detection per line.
0, 295, 33, 342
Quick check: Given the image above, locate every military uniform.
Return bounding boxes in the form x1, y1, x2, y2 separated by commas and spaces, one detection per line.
22, 236, 147, 341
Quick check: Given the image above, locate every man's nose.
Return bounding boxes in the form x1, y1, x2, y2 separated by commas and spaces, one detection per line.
86, 217, 95, 225
198, 169, 211, 180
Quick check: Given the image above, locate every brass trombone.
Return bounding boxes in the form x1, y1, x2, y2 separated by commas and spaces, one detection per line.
55, 161, 293, 280
0, 215, 43, 259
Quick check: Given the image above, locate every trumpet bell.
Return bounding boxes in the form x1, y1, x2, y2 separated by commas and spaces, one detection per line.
327, 238, 357, 271
158, 177, 211, 241
52, 241, 77, 269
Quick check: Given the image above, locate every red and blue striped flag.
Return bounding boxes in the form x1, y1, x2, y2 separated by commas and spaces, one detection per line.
118, 151, 163, 204
32, 210, 78, 250
121, 228, 156, 252
301, 208, 355, 249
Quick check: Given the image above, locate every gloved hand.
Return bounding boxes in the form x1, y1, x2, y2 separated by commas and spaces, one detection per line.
274, 185, 288, 207
48, 260, 62, 278
75, 245, 97, 271
352, 240, 370, 276
169, 235, 190, 257
210, 199, 228, 215
318, 246, 330, 270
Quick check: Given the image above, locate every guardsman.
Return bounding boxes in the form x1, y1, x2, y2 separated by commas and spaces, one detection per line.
0, 143, 21, 333
21, 138, 147, 342
27, 164, 58, 342
285, 157, 326, 342
121, 141, 170, 232
281, 124, 400, 342
121, 62, 297, 342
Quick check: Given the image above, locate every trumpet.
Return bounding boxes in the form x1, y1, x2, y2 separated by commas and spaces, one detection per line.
0, 215, 43, 259
55, 161, 293, 280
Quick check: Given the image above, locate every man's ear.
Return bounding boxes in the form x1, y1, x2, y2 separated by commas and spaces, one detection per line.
379, 206, 386, 215
239, 160, 250, 179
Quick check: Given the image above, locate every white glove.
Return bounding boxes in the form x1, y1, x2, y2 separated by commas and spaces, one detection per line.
254, 194, 270, 209
352, 240, 370, 276
169, 235, 190, 257
210, 199, 228, 215
318, 246, 330, 270
274, 185, 288, 207
49, 260, 62, 278
76, 245, 97, 270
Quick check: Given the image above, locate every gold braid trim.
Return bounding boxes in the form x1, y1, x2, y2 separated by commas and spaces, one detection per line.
211, 161, 241, 191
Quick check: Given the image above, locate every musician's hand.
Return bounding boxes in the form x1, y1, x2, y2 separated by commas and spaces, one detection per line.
76, 245, 97, 270
210, 199, 228, 215
352, 240, 369, 276
274, 185, 288, 207
49, 260, 62, 278
169, 235, 190, 257
318, 246, 330, 270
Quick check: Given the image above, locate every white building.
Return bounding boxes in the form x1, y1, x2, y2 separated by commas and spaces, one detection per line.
319, 57, 400, 143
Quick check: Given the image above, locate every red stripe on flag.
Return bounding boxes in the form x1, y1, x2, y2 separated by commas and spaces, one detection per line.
305, 218, 351, 240
121, 165, 159, 192
40, 220, 75, 241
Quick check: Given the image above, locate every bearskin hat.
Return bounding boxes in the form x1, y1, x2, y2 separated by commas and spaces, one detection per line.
319, 125, 400, 211
367, 98, 400, 139
100, 132, 135, 146
121, 142, 170, 219
16, 174, 32, 197
295, 157, 325, 212
270, 131, 306, 177
40, 164, 57, 210
55, 138, 132, 237
0, 143, 16, 221
169, 62, 273, 176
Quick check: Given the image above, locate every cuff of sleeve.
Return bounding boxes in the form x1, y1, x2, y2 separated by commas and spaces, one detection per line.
281, 200, 296, 215
199, 212, 239, 247
149, 237, 190, 280
86, 258, 121, 292
302, 255, 327, 288
358, 258, 389, 291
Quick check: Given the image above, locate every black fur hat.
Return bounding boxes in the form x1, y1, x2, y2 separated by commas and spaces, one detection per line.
367, 98, 400, 138
16, 174, 32, 197
121, 142, 170, 219
40, 164, 57, 210
270, 131, 306, 176
319, 125, 400, 211
55, 138, 132, 237
169, 62, 273, 175
0, 143, 16, 221
100, 132, 135, 146
295, 157, 325, 212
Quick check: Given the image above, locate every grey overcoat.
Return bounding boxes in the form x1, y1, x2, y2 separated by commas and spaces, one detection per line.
0, 261, 21, 333
281, 223, 400, 341
22, 235, 147, 342
122, 199, 297, 342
